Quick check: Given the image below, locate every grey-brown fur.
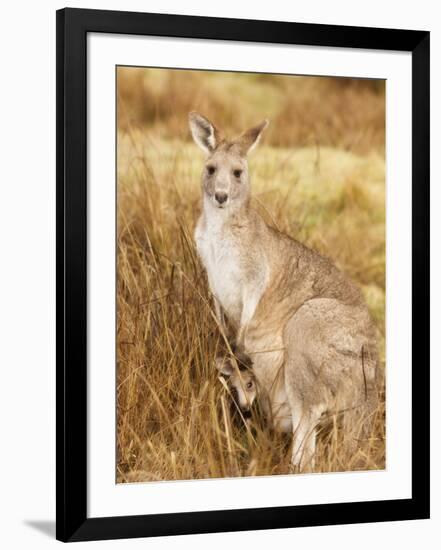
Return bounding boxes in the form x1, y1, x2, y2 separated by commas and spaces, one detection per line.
189, 112, 379, 469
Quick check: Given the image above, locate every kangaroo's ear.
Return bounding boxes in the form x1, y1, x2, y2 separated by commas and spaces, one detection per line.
188, 112, 220, 154
215, 357, 234, 377
235, 119, 269, 156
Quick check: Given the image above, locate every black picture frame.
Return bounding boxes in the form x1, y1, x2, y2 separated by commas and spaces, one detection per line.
56, 7, 430, 542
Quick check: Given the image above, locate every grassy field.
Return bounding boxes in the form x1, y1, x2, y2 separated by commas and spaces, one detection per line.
116, 68, 385, 482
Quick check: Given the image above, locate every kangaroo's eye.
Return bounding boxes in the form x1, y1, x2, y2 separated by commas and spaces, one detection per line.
233, 169, 242, 178
246, 381, 253, 390
207, 165, 216, 175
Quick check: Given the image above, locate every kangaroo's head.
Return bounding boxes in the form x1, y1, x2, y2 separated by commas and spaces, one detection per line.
189, 112, 268, 211
215, 355, 257, 416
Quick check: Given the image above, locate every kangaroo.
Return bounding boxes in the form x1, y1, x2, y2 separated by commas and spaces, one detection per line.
189, 112, 378, 470
215, 354, 257, 422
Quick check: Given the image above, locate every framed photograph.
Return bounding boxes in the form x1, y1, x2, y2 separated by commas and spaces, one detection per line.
56, 7, 430, 542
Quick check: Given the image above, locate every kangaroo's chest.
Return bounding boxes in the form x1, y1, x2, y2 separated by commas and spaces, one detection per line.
196, 225, 244, 323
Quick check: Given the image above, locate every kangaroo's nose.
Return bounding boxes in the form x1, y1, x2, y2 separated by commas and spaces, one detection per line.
215, 192, 228, 205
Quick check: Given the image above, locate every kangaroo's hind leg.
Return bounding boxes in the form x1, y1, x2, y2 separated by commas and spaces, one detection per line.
290, 398, 324, 471
282, 348, 325, 471
283, 298, 379, 470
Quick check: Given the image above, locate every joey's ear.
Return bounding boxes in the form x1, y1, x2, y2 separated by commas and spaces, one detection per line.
234, 119, 269, 156
188, 112, 221, 154
235, 350, 253, 371
215, 357, 234, 377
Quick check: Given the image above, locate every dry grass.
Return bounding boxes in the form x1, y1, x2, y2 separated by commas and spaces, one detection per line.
117, 67, 385, 154
116, 69, 385, 483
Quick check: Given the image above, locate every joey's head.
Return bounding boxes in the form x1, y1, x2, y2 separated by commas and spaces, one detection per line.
188, 112, 268, 212
215, 355, 257, 417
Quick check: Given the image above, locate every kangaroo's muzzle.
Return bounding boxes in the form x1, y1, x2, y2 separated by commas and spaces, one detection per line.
215, 191, 228, 205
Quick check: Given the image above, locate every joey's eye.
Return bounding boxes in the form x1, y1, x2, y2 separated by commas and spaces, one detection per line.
207, 165, 216, 175
233, 169, 242, 178
246, 381, 253, 390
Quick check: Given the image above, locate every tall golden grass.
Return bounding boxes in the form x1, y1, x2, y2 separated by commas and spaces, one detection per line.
117, 67, 385, 154
116, 68, 385, 483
